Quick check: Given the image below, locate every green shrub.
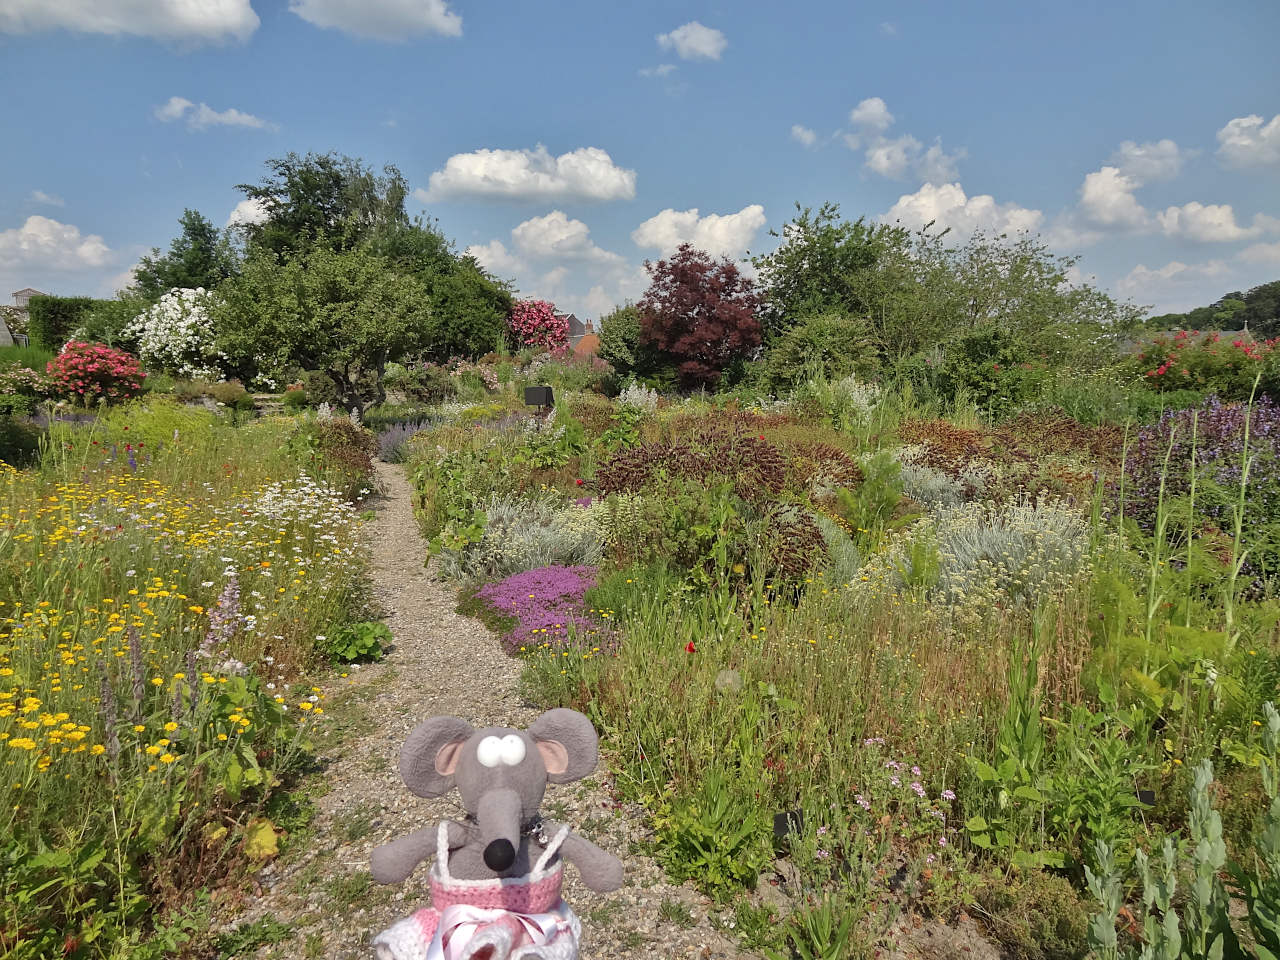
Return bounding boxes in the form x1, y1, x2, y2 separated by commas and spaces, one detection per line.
301, 369, 341, 408
936, 323, 1050, 415
760, 310, 880, 393
26, 295, 102, 350
975, 869, 1088, 960
283, 388, 308, 411
0, 415, 42, 466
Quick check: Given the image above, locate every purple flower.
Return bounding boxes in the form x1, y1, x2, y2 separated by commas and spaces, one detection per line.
889, 775, 901, 787
475, 565, 602, 653
201, 576, 241, 654
941, 789, 956, 801
863, 737, 885, 747
910, 781, 926, 798
911, 765, 921, 777
816, 849, 830, 860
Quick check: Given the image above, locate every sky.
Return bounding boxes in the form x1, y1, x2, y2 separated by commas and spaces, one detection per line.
1, 0, 1278, 322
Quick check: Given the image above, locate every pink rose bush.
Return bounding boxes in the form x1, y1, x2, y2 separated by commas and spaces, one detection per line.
508, 299, 568, 351
47, 342, 146, 405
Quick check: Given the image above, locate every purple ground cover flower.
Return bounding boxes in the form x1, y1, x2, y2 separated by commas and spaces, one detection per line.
475, 564, 602, 653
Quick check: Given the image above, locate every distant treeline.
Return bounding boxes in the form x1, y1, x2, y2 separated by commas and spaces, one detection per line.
1144, 279, 1279, 336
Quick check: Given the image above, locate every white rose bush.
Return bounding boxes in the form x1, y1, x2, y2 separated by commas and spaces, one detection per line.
125, 287, 229, 381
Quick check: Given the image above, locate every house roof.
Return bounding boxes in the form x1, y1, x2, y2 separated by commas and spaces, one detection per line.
573, 333, 600, 357
12, 287, 44, 297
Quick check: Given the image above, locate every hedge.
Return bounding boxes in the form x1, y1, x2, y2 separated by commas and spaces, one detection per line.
26, 295, 103, 350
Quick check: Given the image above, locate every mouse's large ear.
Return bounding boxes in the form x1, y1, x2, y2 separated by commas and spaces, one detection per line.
528, 708, 598, 784
401, 716, 475, 797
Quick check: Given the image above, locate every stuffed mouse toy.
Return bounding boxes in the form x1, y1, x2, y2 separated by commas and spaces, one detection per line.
369, 708, 623, 960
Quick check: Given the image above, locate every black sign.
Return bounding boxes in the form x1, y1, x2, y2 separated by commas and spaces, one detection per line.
524, 385, 554, 407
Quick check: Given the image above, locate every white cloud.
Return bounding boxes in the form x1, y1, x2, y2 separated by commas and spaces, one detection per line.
1238, 241, 1280, 267
1156, 201, 1277, 243
880, 22, 897, 35
881, 182, 1044, 240
511, 211, 623, 264
916, 141, 966, 184
1112, 139, 1184, 182
1116, 259, 1233, 310
656, 21, 727, 61
1216, 113, 1280, 170
418, 145, 636, 203
639, 63, 677, 78
864, 135, 918, 178
288, 0, 461, 40
467, 214, 645, 319
790, 124, 817, 148
465, 239, 525, 277
29, 190, 64, 207
0, 216, 111, 270
849, 97, 894, 134
1079, 166, 1148, 228
155, 96, 273, 131
844, 97, 963, 182
226, 198, 270, 228
631, 204, 767, 259
0, 0, 258, 41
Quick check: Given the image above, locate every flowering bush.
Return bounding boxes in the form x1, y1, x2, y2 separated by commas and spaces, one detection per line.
46, 341, 145, 404
124, 287, 228, 380
1124, 330, 1280, 402
508, 299, 567, 351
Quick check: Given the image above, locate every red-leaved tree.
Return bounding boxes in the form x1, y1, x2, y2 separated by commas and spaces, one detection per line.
638, 243, 762, 389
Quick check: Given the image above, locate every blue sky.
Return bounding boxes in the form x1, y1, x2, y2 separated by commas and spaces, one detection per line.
2, 0, 1278, 320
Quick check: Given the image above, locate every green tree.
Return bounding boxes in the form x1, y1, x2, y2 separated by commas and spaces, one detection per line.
759, 310, 880, 391
421, 257, 512, 360
213, 243, 430, 412
235, 152, 409, 259
597, 303, 664, 378
750, 202, 908, 341
133, 209, 238, 298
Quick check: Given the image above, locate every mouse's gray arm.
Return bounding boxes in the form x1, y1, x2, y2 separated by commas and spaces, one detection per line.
545, 822, 623, 892
370, 820, 468, 884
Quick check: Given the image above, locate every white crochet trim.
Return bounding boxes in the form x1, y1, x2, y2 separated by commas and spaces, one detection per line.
370, 915, 431, 960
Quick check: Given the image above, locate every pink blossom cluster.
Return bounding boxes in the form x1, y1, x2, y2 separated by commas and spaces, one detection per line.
508, 299, 568, 351
46, 341, 145, 405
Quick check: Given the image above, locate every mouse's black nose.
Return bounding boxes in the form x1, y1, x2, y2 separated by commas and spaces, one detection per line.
483, 838, 516, 872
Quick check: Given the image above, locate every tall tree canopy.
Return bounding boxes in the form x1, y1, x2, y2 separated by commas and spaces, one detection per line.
1147, 280, 1280, 337
133, 209, 238, 298
236, 152, 410, 259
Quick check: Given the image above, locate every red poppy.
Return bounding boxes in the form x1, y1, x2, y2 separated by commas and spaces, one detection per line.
575, 479, 584, 486
684, 641, 696, 653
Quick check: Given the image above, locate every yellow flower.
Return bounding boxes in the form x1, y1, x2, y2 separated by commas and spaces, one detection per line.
163, 722, 178, 732
90, 744, 106, 756
133, 724, 145, 732
157, 738, 170, 747
298, 702, 313, 712
145, 745, 161, 756
217, 733, 228, 741
150, 677, 163, 687
7, 738, 35, 751
160, 753, 176, 764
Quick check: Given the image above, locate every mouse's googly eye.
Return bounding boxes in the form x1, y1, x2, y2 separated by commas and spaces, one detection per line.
476, 736, 503, 768
499, 734, 526, 766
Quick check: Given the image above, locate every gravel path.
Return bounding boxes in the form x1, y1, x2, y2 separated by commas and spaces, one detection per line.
221, 461, 755, 959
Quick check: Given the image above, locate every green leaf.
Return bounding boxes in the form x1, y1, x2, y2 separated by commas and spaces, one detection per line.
968, 758, 999, 782
1013, 784, 1047, 803
964, 815, 989, 832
